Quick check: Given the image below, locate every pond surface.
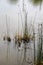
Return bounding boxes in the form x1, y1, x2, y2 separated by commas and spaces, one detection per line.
0, 40, 37, 65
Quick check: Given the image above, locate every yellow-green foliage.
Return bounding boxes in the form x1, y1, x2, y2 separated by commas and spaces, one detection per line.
29, 0, 43, 5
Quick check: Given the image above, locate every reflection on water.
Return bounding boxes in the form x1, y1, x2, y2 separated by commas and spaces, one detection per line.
0, 40, 35, 65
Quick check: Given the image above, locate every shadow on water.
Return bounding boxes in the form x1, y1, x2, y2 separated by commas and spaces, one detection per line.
6, 41, 11, 65
13, 40, 17, 49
